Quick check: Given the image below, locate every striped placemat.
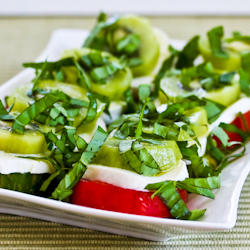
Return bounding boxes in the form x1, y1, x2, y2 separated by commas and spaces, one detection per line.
1, 16, 250, 249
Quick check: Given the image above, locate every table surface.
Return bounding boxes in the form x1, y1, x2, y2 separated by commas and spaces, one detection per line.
1, 16, 250, 250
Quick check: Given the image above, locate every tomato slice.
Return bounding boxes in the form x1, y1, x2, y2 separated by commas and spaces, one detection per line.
71, 180, 188, 218
214, 110, 250, 147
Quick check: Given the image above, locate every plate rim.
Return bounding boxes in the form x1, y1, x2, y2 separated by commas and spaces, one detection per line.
0, 28, 249, 233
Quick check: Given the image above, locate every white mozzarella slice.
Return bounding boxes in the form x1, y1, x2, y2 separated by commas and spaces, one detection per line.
83, 160, 188, 191
0, 151, 54, 174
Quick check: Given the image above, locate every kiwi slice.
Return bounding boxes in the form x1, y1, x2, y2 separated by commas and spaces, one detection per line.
7, 82, 34, 113
39, 80, 88, 100
92, 136, 182, 175
199, 37, 241, 72
114, 15, 160, 77
8, 80, 89, 113
7, 80, 92, 131
159, 75, 240, 107
62, 48, 133, 100
0, 121, 47, 154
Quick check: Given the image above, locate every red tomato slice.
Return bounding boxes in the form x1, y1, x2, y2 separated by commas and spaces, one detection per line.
213, 110, 250, 147
71, 180, 188, 218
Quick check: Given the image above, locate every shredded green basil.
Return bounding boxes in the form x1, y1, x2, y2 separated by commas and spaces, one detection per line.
207, 26, 229, 59
226, 31, 250, 44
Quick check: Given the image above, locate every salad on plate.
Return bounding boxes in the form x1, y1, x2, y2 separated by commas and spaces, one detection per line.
1, 13, 250, 222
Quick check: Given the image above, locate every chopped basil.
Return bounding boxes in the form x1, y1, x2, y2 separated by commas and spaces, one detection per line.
151, 181, 205, 220
207, 26, 229, 59
226, 31, 250, 44
116, 33, 140, 55
176, 35, 200, 69
120, 140, 161, 176
153, 53, 176, 98
83, 14, 119, 48
202, 99, 225, 124
200, 71, 235, 91
83, 13, 141, 68
239, 69, 250, 96
211, 127, 229, 147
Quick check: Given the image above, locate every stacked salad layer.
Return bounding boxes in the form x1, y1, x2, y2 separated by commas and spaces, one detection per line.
1, 13, 250, 220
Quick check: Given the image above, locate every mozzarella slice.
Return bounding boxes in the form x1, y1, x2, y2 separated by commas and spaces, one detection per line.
83, 160, 188, 191
0, 151, 54, 174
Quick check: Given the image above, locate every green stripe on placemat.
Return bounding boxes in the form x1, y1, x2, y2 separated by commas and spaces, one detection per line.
1, 16, 250, 249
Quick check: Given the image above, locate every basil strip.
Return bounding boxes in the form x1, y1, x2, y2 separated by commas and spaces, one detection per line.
121, 149, 142, 174
23, 57, 75, 71
176, 35, 200, 69
203, 99, 226, 123
177, 182, 215, 199
78, 92, 97, 127
152, 181, 205, 220
83, 15, 119, 48
135, 98, 150, 141
219, 123, 249, 141
90, 61, 123, 83
207, 26, 229, 59
206, 135, 225, 163
139, 84, 151, 103
116, 33, 140, 55
211, 126, 229, 147
158, 96, 206, 122
107, 114, 131, 133
241, 51, 250, 75
226, 31, 250, 44
80, 126, 108, 165
12, 94, 60, 133
52, 162, 86, 200
200, 72, 235, 91
74, 134, 88, 150
132, 141, 161, 176
114, 123, 130, 139
50, 126, 107, 200
239, 69, 250, 96
0, 100, 8, 115
119, 140, 161, 176
80, 51, 108, 68
0, 100, 15, 120
176, 175, 221, 199
40, 169, 65, 192
180, 175, 221, 189
153, 54, 175, 98
74, 61, 92, 91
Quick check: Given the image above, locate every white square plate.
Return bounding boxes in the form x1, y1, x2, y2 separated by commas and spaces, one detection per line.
0, 29, 249, 241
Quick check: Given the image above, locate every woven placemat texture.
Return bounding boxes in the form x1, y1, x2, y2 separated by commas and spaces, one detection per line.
1, 16, 250, 250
